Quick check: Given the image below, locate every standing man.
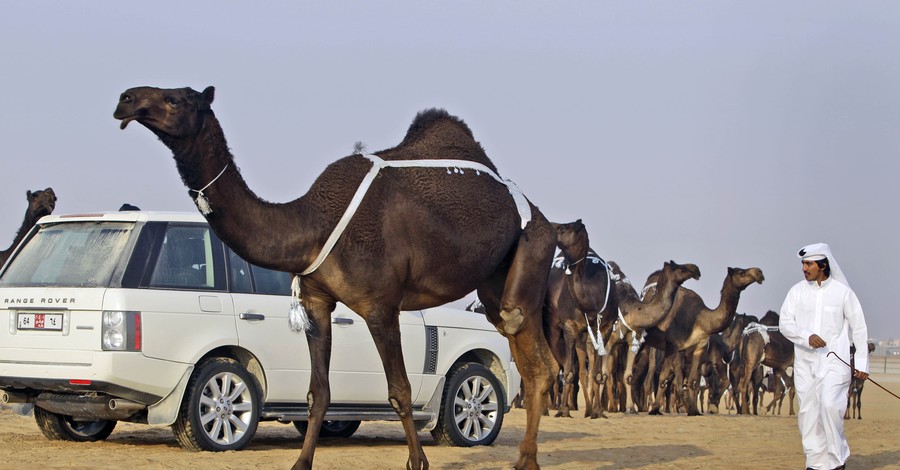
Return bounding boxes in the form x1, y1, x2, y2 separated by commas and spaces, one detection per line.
780, 243, 869, 470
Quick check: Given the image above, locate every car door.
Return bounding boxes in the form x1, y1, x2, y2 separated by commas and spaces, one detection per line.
229, 251, 311, 403
329, 307, 427, 404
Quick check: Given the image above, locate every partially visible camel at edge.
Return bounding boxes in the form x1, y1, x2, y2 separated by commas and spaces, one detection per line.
605, 260, 700, 413
0, 188, 57, 267
737, 310, 794, 415
845, 342, 876, 419
643, 265, 765, 415
115, 86, 558, 470
545, 220, 617, 419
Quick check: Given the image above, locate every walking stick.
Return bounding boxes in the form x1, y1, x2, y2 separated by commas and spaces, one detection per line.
827, 351, 900, 400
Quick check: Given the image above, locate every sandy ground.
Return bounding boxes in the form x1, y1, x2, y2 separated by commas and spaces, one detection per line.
1, 374, 898, 470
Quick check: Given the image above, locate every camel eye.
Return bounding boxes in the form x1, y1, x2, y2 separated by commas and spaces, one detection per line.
165, 97, 179, 107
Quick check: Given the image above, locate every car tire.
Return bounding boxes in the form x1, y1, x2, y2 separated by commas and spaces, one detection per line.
34, 406, 116, 442
172, 357, 261, 451
430, 362, 505, 447
293, 420, 361, 438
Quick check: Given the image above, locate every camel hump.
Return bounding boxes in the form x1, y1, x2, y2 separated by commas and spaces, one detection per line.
394, 109, 496, 169
401, 108, 474, 145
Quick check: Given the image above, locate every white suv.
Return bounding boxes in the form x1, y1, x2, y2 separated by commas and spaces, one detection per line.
0, 211, 519, 451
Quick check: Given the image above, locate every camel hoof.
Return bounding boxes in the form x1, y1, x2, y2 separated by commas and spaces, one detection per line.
500, 308, 525, 335
648, 409, 662, 416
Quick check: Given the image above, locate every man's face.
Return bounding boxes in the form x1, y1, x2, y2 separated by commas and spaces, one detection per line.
802, 260, 827, 282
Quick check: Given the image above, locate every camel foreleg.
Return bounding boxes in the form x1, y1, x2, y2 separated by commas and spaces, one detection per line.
682, 347, 705, 416
292, 301, 335, 470
649, 352, 675, 415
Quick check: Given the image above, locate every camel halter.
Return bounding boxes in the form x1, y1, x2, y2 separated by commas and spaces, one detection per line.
190, 164, 229, 215
288, 153, 533, 333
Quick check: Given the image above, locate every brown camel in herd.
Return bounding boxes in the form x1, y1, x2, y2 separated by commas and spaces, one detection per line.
545, 220, 617, 419
606, 260, 700, 413
643, 266, 765, 416
0, 188, 57, 267
737, 310, 794, 415
115, 86, 559, 470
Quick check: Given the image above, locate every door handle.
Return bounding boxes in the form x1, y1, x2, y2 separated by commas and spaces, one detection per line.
239, 313, 265, 321
332, 317, 354, 325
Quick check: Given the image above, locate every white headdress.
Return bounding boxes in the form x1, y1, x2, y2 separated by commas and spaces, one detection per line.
797, 242, 849, 287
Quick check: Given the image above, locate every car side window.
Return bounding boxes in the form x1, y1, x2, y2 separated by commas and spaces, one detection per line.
149, 225, 218, 290
227, 249, 253, 294
250, 265, 291, 296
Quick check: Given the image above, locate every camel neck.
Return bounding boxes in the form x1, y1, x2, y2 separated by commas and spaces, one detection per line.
704, 277, 742, 334
164, 114, 327, 273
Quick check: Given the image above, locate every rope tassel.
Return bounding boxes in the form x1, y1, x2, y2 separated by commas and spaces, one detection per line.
288, 275, 311, 333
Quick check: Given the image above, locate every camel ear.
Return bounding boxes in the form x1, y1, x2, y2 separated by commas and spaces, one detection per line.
26, 190, 33, 199
200, 86, 215, 110
727, 267, 735, 275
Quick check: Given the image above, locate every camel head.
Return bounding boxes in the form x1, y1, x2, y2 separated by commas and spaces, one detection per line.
114, 86, 215, 139
551, 219, 589, 262
663, 260, 701, 285
726, 266, 765, 291
27, 187, 56, 219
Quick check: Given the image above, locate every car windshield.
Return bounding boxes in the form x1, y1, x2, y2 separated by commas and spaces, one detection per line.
0, 221, 133, 287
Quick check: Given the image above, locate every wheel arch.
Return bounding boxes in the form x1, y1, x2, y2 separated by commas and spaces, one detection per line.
449, 348, 510, 404
147, 345, 267, 426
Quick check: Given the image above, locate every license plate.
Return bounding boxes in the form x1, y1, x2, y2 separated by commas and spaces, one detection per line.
17, 313, 64, 331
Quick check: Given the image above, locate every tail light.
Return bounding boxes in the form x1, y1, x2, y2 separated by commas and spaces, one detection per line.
102, 311, 142, 351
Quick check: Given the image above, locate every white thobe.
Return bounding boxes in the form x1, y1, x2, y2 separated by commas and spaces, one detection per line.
780, 277, 869, 470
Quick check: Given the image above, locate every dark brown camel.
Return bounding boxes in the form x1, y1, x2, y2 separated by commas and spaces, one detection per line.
737, 310, 794, 415
643, 266, 764, 415
114, 86, 558, 470
0, 188, 57, 267
706, 313, 758, 414
605, 260, 700, 412
544, 220, 617, 419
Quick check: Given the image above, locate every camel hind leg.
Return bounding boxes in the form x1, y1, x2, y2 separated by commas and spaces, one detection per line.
481, 213, 557, 470
366, 307, 428, 469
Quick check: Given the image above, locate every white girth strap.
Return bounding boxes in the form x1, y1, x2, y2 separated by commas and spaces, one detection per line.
300, 154, 531, 276
289, 154, 532, 333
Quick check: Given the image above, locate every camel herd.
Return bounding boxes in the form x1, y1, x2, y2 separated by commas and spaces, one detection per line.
517, 220, 873, 425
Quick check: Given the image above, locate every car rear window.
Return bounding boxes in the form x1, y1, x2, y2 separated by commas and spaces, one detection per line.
0, 221, 133, 287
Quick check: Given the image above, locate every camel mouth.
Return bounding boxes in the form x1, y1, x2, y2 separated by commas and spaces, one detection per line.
118, 116, 137, 130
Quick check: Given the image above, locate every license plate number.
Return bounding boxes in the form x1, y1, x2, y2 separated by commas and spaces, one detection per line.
17, 313, 64, 331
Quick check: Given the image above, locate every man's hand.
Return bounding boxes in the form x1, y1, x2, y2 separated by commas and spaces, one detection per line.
853, 370, 869, 381
809, 334, 827, 349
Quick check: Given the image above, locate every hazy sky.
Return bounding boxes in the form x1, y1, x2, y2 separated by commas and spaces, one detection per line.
2, 2, 898, 338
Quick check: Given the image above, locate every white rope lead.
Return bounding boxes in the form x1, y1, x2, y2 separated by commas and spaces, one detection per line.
189, 164, 229, 215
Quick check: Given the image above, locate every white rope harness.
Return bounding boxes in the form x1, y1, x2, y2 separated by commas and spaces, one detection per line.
613, 308, 647, 353
288, 154, 533, 333
640, 282, 657, 301
742, 322, 780, 344
190, 164, 229, 215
